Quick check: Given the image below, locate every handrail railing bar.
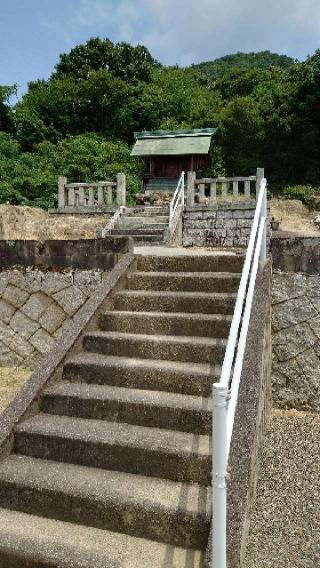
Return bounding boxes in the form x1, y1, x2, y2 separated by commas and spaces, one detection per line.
169, 171, 184, 229
219, 180, 267, 389
212, 177, 267, 568
226, 214, 266, 458
171, 172, 184, 205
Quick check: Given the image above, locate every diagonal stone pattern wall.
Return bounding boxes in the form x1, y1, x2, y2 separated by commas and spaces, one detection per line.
272, 270, 320, 411
0, 268, 107, 368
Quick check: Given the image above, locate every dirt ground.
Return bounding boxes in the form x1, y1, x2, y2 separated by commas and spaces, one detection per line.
270, 198, 320, 235
0, 366, 32, 413
0, 204, 109, 240
245, 409, 320, 568
1, 200, 319, 241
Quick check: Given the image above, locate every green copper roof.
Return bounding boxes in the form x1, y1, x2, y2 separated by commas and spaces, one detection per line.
134, 128, 217, 139
131, 128, 217, 156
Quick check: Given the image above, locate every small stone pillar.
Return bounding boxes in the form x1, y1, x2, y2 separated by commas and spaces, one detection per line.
187, 171, 196, 207
116, 173, 126, 206
58, 176, 67, 209
256, 167, 265, 197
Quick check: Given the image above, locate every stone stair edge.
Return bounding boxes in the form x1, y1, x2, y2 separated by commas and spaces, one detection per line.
0, 508, 204, 568
0, 454, 211, 549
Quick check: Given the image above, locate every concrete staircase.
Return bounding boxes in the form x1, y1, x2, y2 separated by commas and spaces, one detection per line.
110, 206, 170, 244
0, 252, 243, 567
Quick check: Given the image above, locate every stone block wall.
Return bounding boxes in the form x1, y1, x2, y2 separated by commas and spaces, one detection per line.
271, 233, 320, 274
272, 270, 320, 411
0, 268, 108, 369
0, 237, 131, 271
183, 203, 270, 248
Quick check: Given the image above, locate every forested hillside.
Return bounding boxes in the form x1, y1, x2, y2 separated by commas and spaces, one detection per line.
192, 50, 296, 78
1, 39, 320, 208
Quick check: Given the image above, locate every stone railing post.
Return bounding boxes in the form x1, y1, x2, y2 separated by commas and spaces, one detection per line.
256, 167, 265, 198
97, 182, 104, 206
58, 176, 67, 209
187, 171, 196, 207
116, 173, 126, 206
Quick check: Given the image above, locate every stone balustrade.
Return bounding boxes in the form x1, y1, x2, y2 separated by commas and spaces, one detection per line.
58, 173, 126, 210
187, 168, 264, 206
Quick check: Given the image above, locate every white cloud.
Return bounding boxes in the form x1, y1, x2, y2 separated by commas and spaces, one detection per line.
72, 0, 320, 63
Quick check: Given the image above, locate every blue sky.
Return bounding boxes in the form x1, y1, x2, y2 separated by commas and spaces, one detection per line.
1, 0, 320, 97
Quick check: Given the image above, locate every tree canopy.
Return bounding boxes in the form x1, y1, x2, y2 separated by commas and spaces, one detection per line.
1, 39, 320, 207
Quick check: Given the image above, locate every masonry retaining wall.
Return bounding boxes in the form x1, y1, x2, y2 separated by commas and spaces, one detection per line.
0, 268, 113, 368
0, 237, 131, 271
271, 233, 320, 274
0, 237, 131, 368
183, 203, 270, 248
271, 234, 320, 411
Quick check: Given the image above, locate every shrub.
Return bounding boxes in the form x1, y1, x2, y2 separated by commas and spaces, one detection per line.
283, 185, 320, 208
0, 133, 142, 209
0, 182, 29, 205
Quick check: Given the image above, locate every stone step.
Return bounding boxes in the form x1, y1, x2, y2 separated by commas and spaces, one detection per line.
41, 381, 212, 434
126, 270, 241, 293
117, 225, 169, 234
0, 508, 204, 567
125, 207, 169, 217
83, 331, 226, 365
118, 216, 169, 225
100, 310, 232, 338
114, 289, 236, 315
111, 229, 165, 236
137, 254, 244, 273
63, 353, 218, 397
14, 414, 211, 484
114, 234, 164, 243
0, 455, 211, 549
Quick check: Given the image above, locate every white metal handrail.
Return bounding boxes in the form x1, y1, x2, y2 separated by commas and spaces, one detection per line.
212, 177, 267, 568
169, 171, 185, 230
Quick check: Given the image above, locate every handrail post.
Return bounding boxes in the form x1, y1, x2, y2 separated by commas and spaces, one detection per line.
181, 171, 185, 206
256, 168, 264, 198
256, 169, 266, 263
260, 183, 267, 263
212, 383, 228, 568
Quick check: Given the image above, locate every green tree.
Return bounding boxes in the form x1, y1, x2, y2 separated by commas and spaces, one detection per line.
54, 37, 113, 80
218, 97, 264, 175
15, 72, 130, 149
54, 37, 157, 84
0, 85, 16, 132
0, 133, 142, 208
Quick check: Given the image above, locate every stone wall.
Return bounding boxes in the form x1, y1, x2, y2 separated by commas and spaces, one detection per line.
0, 268, 108, 369
271, 233, 320, 274
183, 203, 270, 248
0, 237, 131, 271
272, 270, 320, 411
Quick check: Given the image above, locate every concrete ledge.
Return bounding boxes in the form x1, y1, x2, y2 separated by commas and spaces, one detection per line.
0, 238, 133, 270
0, 253, 135, 455
271, 232, 320, 274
